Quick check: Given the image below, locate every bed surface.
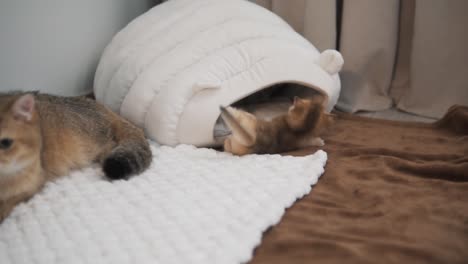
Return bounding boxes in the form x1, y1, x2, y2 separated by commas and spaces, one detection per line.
356, 107, 436, 123
250, 105, 468, 264
3, 101, 465, 264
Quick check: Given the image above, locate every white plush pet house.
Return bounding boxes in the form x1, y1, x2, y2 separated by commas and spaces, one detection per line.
94, 0, 343, 147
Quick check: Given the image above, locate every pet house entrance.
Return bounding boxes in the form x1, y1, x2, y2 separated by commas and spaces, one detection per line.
213, 82, 327, 140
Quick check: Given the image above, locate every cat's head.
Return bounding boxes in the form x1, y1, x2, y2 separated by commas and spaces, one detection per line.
287, 96, 319, 129
287, 96, 334, 132
0, 94, 41, 178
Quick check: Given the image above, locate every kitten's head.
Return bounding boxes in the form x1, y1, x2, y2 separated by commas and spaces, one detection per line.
287, 96, 334, 132
0, 94, 41, 178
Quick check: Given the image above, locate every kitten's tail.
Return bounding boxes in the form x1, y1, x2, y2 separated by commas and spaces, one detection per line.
219, 106, 256, 146
102, 119, 152, 180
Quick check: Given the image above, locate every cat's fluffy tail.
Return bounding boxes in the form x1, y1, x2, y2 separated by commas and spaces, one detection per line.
219, 106, 256, 146
102, 120, 152, 180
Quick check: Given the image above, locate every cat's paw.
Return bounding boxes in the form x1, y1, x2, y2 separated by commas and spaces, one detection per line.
315, 138, 325, 147
307, 137, 325, 147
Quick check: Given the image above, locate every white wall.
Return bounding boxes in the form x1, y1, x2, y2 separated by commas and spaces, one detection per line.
0, 0, 157, 96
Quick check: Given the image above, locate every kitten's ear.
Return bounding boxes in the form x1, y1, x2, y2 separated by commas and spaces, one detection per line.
293, 96, 300, 105
12, 94, 35, 121
290, 96, 301, 111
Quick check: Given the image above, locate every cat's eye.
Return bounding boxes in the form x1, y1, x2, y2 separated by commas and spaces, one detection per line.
0, 138, 13, 150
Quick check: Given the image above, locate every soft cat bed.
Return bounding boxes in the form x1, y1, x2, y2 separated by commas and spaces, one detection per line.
94, 0, 343, 147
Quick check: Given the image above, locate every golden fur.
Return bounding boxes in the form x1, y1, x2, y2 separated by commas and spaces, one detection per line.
0, 92, 152, 221
220, 96, 334, 155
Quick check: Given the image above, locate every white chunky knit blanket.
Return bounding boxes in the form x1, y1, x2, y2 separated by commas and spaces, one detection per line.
0, 143, 327, 264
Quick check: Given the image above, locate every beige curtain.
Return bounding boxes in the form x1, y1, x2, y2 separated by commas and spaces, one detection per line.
255, 0, 336, 51
253, 0, 468, 119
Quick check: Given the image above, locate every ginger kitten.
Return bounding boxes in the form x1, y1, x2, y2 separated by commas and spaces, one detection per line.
0, 92, 152, 221
220, 96, 334, 155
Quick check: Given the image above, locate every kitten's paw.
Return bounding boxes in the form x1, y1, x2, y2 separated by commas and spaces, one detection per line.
316, 138, 325, 146
308, 137, 325, 147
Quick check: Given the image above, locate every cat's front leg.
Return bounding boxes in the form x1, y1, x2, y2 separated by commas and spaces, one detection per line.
0, 198, 19, 222
223, 136, 252, 156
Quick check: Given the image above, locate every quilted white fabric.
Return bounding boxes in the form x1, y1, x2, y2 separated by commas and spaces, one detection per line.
0, 143, 327, 264
94, 0, 343, 147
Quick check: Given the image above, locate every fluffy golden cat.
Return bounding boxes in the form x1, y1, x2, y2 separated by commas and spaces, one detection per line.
0, 92, 152, 222
220, 96, 334, 155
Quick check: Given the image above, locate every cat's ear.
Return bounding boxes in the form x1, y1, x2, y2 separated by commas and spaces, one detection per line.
12, 94, 35, 121
291, 96, 304, 111
293, 96, 300, 105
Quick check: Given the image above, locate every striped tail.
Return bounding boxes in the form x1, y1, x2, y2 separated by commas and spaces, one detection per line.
102, 121, 152, 180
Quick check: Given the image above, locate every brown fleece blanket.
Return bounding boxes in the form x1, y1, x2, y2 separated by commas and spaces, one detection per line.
250, 105, 468, 264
